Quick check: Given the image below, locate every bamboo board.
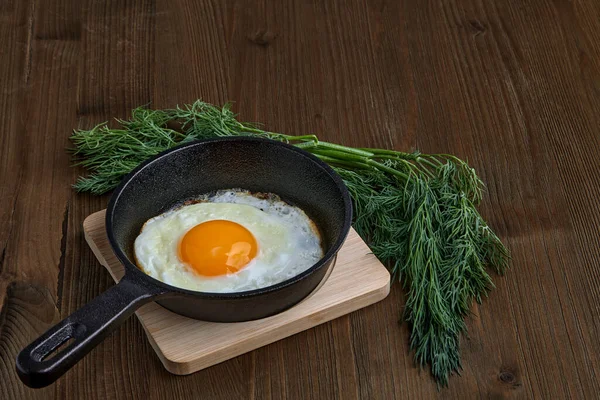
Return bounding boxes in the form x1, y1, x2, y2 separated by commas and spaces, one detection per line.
83, 210, 390, 375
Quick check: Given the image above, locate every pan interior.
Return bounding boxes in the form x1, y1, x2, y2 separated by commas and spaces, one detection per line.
108, 138, 351, 281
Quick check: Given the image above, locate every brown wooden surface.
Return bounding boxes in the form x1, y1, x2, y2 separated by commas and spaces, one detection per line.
1, 0, 599, 398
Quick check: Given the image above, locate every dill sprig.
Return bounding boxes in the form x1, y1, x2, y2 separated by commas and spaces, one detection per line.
70, 101, 509, 386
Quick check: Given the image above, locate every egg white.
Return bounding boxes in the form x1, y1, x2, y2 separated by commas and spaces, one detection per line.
134, 190, 323, 293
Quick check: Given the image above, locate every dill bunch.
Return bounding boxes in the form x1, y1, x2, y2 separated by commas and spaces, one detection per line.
70, 101, 509, 386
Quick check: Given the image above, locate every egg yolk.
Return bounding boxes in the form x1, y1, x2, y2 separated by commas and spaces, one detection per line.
178, 220, 258, 276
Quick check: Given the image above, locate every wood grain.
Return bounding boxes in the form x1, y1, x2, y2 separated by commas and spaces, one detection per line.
1, 0, 600, 398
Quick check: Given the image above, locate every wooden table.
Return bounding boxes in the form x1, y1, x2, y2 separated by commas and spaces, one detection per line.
1, 1, 599, 398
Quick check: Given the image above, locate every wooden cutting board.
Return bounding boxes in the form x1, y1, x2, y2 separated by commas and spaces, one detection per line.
83, 210, 391, 375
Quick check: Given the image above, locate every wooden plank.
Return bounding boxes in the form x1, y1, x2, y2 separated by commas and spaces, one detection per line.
0, 1, 80, 399
82, 210, 390, 374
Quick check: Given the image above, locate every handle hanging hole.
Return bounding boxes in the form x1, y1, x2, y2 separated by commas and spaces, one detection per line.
41, 337, 75, 361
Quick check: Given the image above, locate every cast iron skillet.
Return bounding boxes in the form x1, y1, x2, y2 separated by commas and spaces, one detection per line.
16, 137, 352, 388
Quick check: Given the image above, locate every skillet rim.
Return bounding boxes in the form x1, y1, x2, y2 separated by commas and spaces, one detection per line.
105, 136, 353, 300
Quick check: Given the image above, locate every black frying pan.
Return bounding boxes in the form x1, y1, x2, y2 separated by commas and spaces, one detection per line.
16, 137, 352, 388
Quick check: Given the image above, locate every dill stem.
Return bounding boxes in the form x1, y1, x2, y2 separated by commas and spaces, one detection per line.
366, 159, 410, 180
289, 134, 319, 143
294, 141, 318, 150
415, 159, 439, 179
417, 157, 441, 171
309, 148, 370, 163
358, 147, 418, 159
313, 154, 371, 169
307, 147, 410, 180
314, 141, 374, 157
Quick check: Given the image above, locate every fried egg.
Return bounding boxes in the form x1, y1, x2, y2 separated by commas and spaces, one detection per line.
133, 190, 323, 293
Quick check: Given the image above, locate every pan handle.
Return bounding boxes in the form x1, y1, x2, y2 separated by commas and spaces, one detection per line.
16, 274, 165, 388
